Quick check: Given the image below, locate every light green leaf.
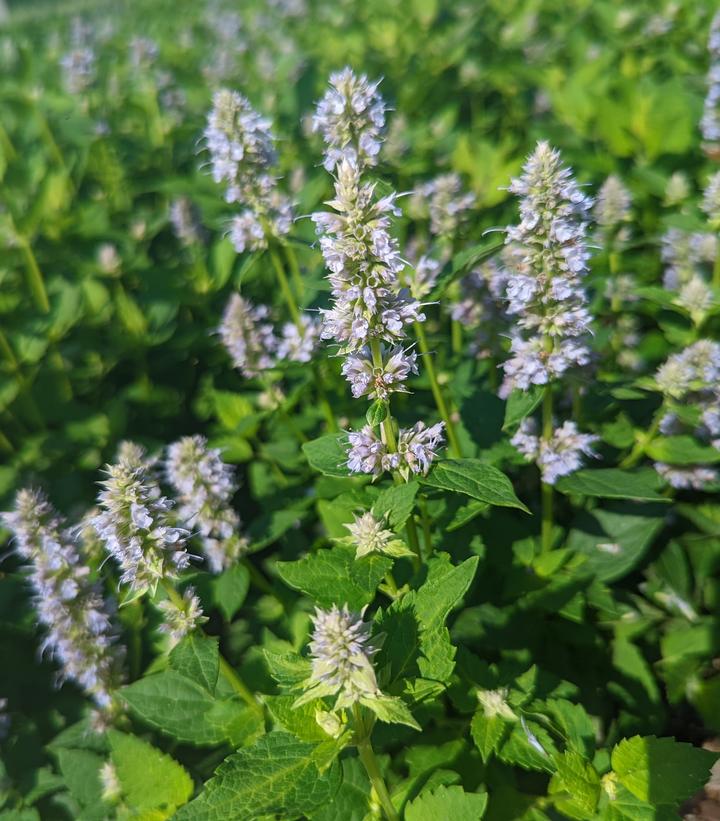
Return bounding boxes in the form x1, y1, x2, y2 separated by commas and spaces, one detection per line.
303, 434, 350, 477
54, 749, 104, 809
264, 695, 329, 742
611, 735, 718, 807
108, 730, 193, 818
556, 469, 669, 502
173, 732, 341, 821
470, 711, 509, 763
169, 633, 219, 693
422, 459, 529, 512
211, 563, 250, 621
405, 784, 488, 821
361, 694, 420, 730
548, 751, 601, 820
276, 544, 392, 609
264, 650, 312, 689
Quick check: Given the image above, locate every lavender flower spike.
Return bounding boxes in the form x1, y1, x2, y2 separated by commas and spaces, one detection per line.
3, 489, 123, 715
165, 435, 248, 574
92, 446, 193, 597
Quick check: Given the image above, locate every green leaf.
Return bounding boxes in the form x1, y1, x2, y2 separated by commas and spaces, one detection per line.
598, 782, 678, 821
611, 735, 718, 807
211, 563, 250, 621
309, 758, 370, 821
372, 482, 419, 530
54, 749, 104, 809
173, 732, 341, 821
362, 694, 420, 730
263, 651, 312, 689
548, 751, 601, 820
169, 633, 219, 693
121, 671, 261, 746
108, 730, 193, 818
276, 544, 392, 610
303, 434, 350, 477
646, 435, 720, 465
421, 459, 528, 512
264, 695, 329, 742
556, 469, 669, 502
470, 711, 510, 763
405, 785, 488, 821
503, 387, 544, 431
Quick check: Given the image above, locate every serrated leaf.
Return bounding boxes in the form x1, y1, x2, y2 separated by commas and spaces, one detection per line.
309, 758, 370, 821
303, 434, 350, 477
54, 749, 104, 809
276, 544, 392, 609
422, 460, 528, 511
173, 732, 341, 821
405, 784, 488, 821
361, 694, 420, 730
548, 751, 601, 820
470, 711, 510, 762
211, 563, 250, 621
556, 469, 669, 502
264, 651, 312, 688
169, 633, 219, 693
264, 695, 329, 742
371, 482, 419, 530
108, 730, 192, 818
611, 735, 718, 807
120, 671, 259, 746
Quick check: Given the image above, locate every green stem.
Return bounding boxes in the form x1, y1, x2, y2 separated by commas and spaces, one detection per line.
18, 236, 50, 313
541, 385, 554, 553
451, 318, 462, 355
370, 339, 422, 569
620, 407, 663, 469
160, 580, 262, 716
269, 247, 301, 326
283, 243, 305, 301
414, 321, 462, 457
313, 363, 338, 432
352, 705, 399, 821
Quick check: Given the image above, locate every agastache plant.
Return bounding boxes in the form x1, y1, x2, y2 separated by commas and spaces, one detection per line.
3, 489, 123, 725
501, 141, 598, 549
312, 67, 448, 481
701, 9, 720, 155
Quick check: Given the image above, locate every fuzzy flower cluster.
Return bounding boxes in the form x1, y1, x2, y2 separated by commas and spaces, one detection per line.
594, 174, 631, 235
170, 197, 204, 247
347, 421, 444, 480
92, 448, 193, 596
343, 511, 407, 558
165, 435, 247, 574
219, 293, 321, 377
3, 489, 123, 712
312, 67, 386, 172
411, 173, 476, 238
157, 587, 206, 648
294, 605, 381, 709
59, 47, 95, 95
204, 89, 293, 252
654, 463, 718, 490
701, 10, 720, 147
661, 228, 717, 290
405, 254, 442, 301
500, 141, 594, 397
511, 419, 599, 485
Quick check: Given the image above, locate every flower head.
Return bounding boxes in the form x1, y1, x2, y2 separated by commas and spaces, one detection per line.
218, 293, 278, 377
3, 489, 123, 712
92, 448, 192, 596
341, 344, 418, 400
412, 173, 475, 239
701, 11, 720, 146
655, 463, 717, 490
295, 605, 380, 709
344, 511, 403, 558
594, 174, 631, 232
276, 315, 322, 364
170, 197, 204, 247
165, 435, 247, 574
313, 67, 386, 172
702, 171, 720, 228
512, 419, 598, 485
157, 587, 207, 647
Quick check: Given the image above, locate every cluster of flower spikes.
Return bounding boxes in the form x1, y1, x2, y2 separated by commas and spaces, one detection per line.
204, 88, 293, 253
3, 489, 123, 719
502, 141, 598, 483
59, 17, 96, 95
701, 10, 720, 150
653, 340, 720, 490
165, 435, 248, 574
294, 605, 381, 710
311, 67, 444, 478
219, 293, 321, 378
411, 172, 476, 239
